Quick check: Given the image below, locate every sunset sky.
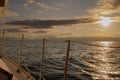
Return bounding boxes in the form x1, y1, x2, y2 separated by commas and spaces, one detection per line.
0, 0, 120, 39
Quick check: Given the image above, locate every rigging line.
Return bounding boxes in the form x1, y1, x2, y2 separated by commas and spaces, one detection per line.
71, 41, 120, 48
46, 39, 66, 43
43, 40, 120, 48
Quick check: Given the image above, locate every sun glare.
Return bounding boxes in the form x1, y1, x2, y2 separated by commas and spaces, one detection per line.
99, 17, 112, 27
100, 41, 111, 47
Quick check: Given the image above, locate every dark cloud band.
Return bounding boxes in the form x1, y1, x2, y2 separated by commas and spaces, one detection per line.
6, 18, 97, 29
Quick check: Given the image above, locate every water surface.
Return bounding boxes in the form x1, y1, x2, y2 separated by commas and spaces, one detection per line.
2, 39, 120, 80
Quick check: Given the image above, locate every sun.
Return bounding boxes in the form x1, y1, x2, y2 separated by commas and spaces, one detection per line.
99, 17, 112, 27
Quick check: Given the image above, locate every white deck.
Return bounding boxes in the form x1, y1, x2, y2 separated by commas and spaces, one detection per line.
0, 55, 35, 80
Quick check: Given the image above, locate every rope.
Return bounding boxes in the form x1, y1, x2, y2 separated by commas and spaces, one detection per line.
46, 39, 66, 43
71, 41, 120, 48
45, 39, 120, 48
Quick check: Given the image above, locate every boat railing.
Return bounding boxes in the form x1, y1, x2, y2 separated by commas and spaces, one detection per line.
1, 30, 120, 80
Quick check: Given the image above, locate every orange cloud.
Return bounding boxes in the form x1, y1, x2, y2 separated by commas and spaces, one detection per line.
88, 0, 120, 22
23, 0, 36, 7
37, 2, 60, 11
5, 10, 19, 17
90, 0, 120, 15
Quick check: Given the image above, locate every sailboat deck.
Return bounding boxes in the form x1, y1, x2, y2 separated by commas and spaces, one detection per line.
0, 55, 35, 80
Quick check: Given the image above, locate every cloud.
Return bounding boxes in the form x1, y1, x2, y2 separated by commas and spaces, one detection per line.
5, 29, 25, 33
33, 30, 47, 33
5, 17, 98, 29
89, 0, 120, 17
4, 10, 19, 17
23, 0, 36, 7
37, 2, 60, 11
23, 3, 28, 7
113, 16, 120, 21
58, 33, 73, 38
55, 3, 66, 7
23, 1, 60, 11
36, 10, 42, 14
27, 0, 36, 4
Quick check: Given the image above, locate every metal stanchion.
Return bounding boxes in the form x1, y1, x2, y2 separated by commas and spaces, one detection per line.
64, 40, 71, 80
39, 39, 46, 80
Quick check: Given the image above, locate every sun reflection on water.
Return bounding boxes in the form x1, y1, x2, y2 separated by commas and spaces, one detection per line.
100, 41, 112, 47
93, 41, 118, 79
